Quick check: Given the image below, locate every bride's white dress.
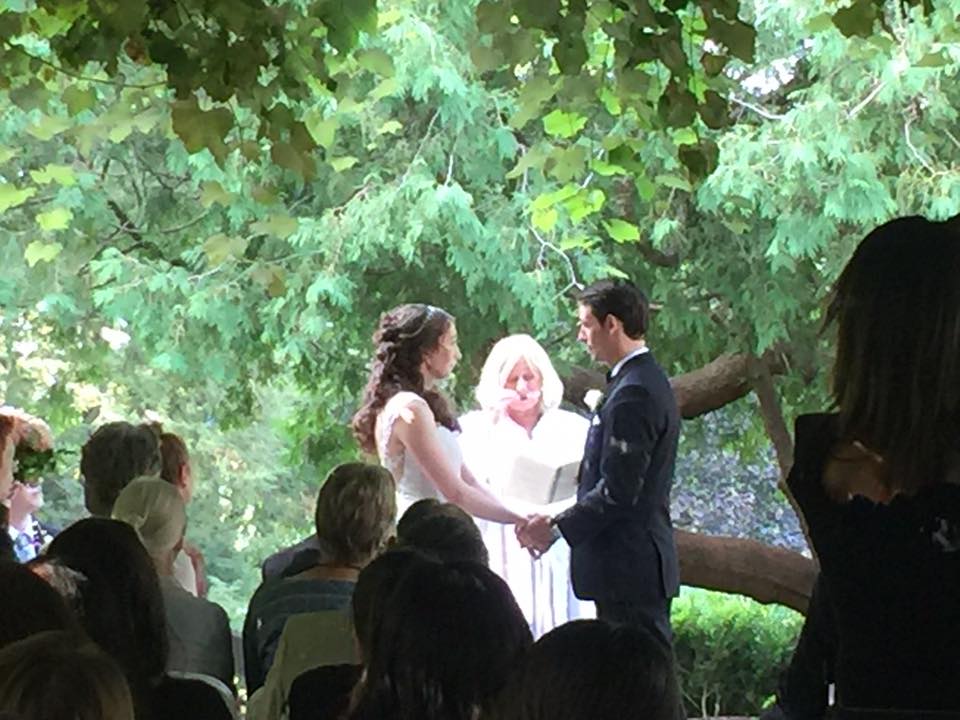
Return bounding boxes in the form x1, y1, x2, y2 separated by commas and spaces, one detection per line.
376, 391, 464, 517
459, 408, 595, 638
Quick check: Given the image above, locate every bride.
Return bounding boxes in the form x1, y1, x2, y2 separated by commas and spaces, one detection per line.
352, 304, 522, 524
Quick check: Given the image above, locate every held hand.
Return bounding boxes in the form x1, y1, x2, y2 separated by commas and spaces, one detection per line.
516, 513, 558, 559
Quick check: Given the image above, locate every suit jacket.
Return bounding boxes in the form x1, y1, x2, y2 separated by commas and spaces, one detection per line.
555, 352, 680, 604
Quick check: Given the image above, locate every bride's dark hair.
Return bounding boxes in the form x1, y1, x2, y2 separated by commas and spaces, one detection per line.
353, 304, 460, 455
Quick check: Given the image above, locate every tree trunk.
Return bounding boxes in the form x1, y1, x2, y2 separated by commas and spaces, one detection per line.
675, 529, 817, 614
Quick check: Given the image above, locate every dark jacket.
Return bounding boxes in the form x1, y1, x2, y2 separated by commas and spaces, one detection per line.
556, 351, 680, 604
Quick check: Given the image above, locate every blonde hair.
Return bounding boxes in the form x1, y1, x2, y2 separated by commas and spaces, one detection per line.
475, 334, 564, 412
111, 476, 186, 562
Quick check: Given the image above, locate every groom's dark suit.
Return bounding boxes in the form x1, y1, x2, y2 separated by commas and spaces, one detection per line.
555, 350, 680, 643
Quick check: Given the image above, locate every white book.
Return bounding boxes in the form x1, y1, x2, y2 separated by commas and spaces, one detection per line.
502, 451, 581, 506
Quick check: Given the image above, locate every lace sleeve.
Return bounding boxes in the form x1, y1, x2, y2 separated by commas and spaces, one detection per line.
377, 392, 430, 461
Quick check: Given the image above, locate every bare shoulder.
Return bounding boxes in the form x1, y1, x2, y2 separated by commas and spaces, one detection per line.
823, 441, 890, 503
385, 392, 433, 428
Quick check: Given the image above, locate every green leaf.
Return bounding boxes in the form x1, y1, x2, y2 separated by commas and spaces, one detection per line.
915, 51, 949, 68
542, 109, 588, 139
635, 176, 656, 201
251, 263, 287, 297
590, 159, 626, 176
369, 77, 399, 101
171, 98, 234, 163
532, 206, 558, 232
707, 19, 756, 63
62, 85, 96, 116
470, 43, 502, 73
330, 156, 359, 172
36, 207, 73, 231
658, 80, 698, 128
24, 241, 63, 267
565, 189, 606, 222
0, 183, 36, 212
509, 75, 556, 129
199, 181, 235, 207
27, 115, 71, 141
547, 145, 587, 183
29, 164, 76, 186
698, 90, 729, 130
604, 218, 640, 243
655, 173, 692, 192
0, 147, 14, 164
251, 214, 298, 239
357, 49, 395, 77
203, 234, 249, 265
806, 12, 834, 33
832, 1, 877, 39
377, 120, 403, 135
305, 111, 338, 149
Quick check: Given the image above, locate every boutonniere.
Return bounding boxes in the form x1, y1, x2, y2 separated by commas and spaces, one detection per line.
583, 389, 607, 414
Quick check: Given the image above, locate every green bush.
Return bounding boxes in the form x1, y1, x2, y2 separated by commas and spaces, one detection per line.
672, 587, 804, 717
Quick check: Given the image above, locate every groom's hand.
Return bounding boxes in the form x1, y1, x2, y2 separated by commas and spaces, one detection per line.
517, 514, 558, 558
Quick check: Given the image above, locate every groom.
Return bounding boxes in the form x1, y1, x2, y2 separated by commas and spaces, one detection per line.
519, 278, 680, 644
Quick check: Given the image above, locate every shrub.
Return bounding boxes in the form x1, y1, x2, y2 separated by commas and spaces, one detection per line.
672, 587, 803, 717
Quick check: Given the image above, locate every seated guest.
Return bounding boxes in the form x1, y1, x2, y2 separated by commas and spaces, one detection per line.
0, 630, 135, 720
499, 620, 682, 720
288, 549, 429, 720
80, 421, 162, 517
7, 479, 56, 564
112, 477, 234, 691
261, 535, 324, 581
394, 498, 489, 565
1, 410, 52, 564
788, 216, 960, 711
347, 560, 532, 720
0, 563, 78, 649
243, 463, 395, 693
157, 430, 207, 596
263, 502, 485, 720
46, 518, 233, 720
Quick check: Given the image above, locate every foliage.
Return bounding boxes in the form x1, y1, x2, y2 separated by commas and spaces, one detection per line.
673, 397, 806, 553
673, 587, 803, 717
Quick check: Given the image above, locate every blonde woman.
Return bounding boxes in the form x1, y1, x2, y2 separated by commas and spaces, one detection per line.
112, 477, 234, 693
459, 334, 594, 637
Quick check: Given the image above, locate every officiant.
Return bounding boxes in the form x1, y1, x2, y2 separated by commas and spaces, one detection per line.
459, 334, 594, 637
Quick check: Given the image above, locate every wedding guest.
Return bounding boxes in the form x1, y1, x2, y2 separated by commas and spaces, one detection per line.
347, 560, 532, 720
0, 631, 135, 720
459, 334, 593, 636
287, 549, 429, 720
498, 620, 683, 720
243, 463, 395, 693
80, 421, 161, 517
6, 479, 56, 564
111, 477, 234, 690
0, 563, 78, 650
1, 410, 53, 564
46, 518, 233, 720
787, 216, 960, 711
157, 431, 207, 596
395, 498, 489, 565
352, 303, 521, 524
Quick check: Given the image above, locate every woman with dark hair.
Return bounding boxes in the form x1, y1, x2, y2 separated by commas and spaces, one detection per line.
0, 563, 78, 650
352, 304, 521, 524
347, 559, 532, 720
786, 216, 960, 712
46, 519, 233, 720
0, 630, 135, 720
499, 620, 682, 720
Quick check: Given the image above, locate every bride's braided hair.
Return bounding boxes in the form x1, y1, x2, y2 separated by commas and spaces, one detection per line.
353, 304, 460, 455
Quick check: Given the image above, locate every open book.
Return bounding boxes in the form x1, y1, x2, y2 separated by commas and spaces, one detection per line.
502, 451, 581, 506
